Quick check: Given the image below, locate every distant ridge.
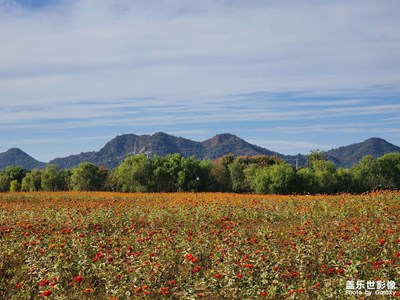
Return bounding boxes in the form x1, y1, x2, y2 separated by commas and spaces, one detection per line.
1, 133, 399, 170
0, 148, 45, 170
325, 137, 400, 168
49, 132, 278, 169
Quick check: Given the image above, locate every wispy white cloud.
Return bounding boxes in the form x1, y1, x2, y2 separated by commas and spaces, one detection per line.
0, 0, 399, 160
1, 0, 399, 107
1, 95, 400, 130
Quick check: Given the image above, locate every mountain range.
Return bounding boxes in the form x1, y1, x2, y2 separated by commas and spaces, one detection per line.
1, 133, 399, 170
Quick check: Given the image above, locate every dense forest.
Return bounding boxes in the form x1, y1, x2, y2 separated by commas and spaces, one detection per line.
0, 151, 399, 194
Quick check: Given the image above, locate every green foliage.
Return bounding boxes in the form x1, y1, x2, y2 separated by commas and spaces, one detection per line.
2, 151, 400, 195
209, 156, 232, 192
253, 163, 296, 194
0, 166, 28, 192
41, 164, 69, 191
312, 159, 338, 194
70, 162, 106, 191
228, 160, 245, 193
296, 168, 316, 194
21, 169, 42, 192
9, 180, 21, 192
306, 149, 327, 169
374, 152, 400, 189
336, 168, 355, 193
352, 155, 376, 192
114, 155, 154, 192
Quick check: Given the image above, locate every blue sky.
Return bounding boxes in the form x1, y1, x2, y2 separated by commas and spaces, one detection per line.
0, 0, 399, 162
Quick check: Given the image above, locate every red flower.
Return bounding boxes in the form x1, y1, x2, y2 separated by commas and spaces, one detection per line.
236, 273, 244, 279
184, 253, 193, 261
192, 266, 201, 273
378, 239, 385, 245
42, 290, 52, 297
39, 279, 49, 286
260, 291, 268, 297
168, 280, 176, 286
158, 287, 169, 295
290, 271, 299, 278
394, 251, 400, 258
15, 283, 23, 289
107, 256, 113, 262
74, 275, 83, 283
214, 273, 222, 279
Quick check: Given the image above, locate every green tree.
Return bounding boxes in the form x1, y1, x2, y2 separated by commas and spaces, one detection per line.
267, 163, 296, 194
177, 156, 204, 192
151, 154, 183, 192
0, 174, 10, 192
374, 152, 400, 189
312, 159, 338, 194
9, 180, 21, 192
209, 155, 232, 192
352, 155, 376, 192
0, 166, 28, 192
70, 162, 106, 191
296, 167, 316, 194
243, 163, 259, 193
41, 164, 69, 191
228, 159, 245, 193
253, 167, 270, 194
114, 155, 154, 192
21, 169, 42, 192
197, 159, 213, 192
253, 163, 296, 194
337, 168, 354, 193
306, 150, 338, 194
306, 150, 327, 169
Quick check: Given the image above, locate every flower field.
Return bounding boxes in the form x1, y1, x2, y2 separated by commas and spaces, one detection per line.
0, 191, 399, 299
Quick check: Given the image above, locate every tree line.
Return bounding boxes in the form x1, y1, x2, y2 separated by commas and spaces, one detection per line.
0, 151, 399, 194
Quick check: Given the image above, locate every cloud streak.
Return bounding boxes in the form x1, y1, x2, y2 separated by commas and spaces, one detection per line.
1, 0, 400, 105
0, 0, 399, 160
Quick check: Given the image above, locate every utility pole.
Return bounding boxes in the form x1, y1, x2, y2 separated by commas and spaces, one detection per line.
145, 150, 152, 159
295, 158, 299, 170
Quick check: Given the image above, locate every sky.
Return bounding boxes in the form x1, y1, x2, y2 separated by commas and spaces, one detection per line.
0, 0, 399, 162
